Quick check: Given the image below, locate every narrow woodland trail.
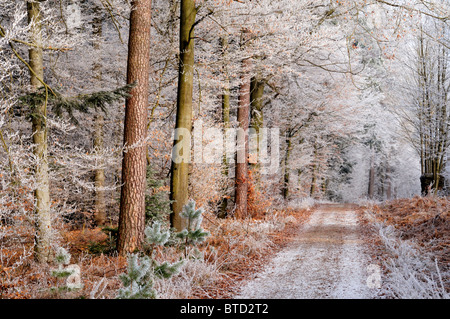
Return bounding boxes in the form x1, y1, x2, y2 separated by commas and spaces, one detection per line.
235, 204, 378, 299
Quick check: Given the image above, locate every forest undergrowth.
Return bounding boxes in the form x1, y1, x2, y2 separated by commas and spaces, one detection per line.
361, 196, 449, 298
0, 194, 313, 299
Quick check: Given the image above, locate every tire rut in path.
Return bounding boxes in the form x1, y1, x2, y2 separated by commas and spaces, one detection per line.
234, 204, 378, 299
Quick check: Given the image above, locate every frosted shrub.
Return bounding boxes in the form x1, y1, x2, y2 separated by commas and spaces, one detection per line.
289, 197, 315, 210
376, 223, 449, 299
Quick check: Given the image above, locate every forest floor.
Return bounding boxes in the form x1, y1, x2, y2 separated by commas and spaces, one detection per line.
1, 197, 447, 299
232, 203, 380, 299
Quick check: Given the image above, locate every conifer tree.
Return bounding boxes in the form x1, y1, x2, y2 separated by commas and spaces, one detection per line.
118, 0, 152, 255
116, 254, 157, 299
50, 247, 82, 293
117, 221, 183, 299
175, 200, 210, 248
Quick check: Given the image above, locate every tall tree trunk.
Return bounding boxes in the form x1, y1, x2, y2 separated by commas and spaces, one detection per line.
282, 133, 292, 199
235, 30, 251, 219
310, 143, 318, 197
249, 75, 265, 195
27, 0, 53, 263
170, 0, 197, 231
386, 164, 392, 200
117, 0, 152, 255
218, 36, 230, 218
93, 115, 106, 225
250, 75, 265, 173
368, 155, 375, 200
92, 8, 106, 226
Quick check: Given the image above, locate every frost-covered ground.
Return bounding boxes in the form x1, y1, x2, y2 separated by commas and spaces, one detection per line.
235, 204, 379, 299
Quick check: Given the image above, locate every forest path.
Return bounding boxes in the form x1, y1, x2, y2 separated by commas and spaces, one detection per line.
234, 204, 378, 299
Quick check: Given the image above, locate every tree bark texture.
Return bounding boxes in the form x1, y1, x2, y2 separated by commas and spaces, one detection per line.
235, 32, 251, 219
117, 0, 152, 255
415, 30, 449, 195
170, 0, 197, 231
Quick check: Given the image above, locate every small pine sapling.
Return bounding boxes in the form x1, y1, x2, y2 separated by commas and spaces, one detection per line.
144, 221, 170, 256
175, 200, 210, 255
116, 254, 157, 299
50, 247, 82, 293
144, 221, 184, 279
117, 222, 183, 299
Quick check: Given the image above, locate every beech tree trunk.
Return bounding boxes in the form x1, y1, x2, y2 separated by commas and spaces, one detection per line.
170, 0, 197, 231
93, 114, 106, 226
282, 134, 292, 199
218, 36, 230, 218
92, 8, 106, 226
27, 0, 53, 263
368, 153, 375, 199
386, 164, 392, 200
117, 0, 152, 255
235, 30, 251, 219
250, 75, 265, 177
310, 143, 318, 197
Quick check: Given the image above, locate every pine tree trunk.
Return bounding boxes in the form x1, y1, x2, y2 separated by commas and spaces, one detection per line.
235, 30, 251, 219
117, 0, 152, 255
170, 0, 197, 231
27, 1, 53, 263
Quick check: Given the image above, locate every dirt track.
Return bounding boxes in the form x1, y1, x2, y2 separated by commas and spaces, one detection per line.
234, 204, 379, 299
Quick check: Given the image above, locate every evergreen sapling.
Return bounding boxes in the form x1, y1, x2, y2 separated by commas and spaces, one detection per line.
116, 221, 183, 299
116, 254, 157, 299
50, 247, 82, 293
175, 200, 210, 255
